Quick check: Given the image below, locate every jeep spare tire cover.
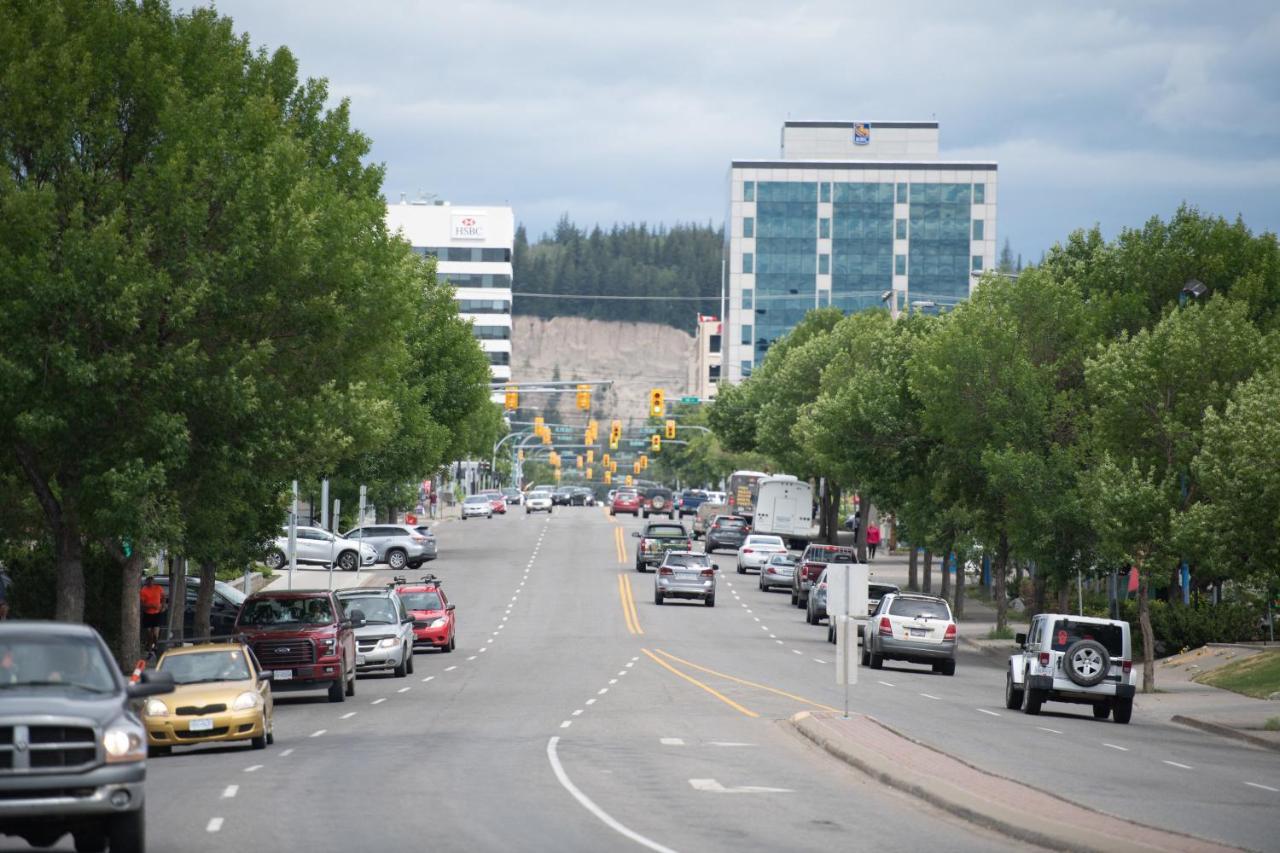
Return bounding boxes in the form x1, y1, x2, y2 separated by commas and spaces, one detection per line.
651, 495, 666, 509
1064, 639, 1110, 687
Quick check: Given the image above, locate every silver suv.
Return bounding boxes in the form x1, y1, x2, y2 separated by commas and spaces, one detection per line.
1005, 613, 1135, 724
336, 588, 416, 678
343, 524, 434, 570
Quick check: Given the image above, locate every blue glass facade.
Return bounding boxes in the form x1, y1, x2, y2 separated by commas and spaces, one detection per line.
907, 183, 972, 302
754, 181, 817, 357
831, 182, 894, 313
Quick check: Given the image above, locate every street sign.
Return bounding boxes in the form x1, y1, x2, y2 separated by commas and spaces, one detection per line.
679, 396, 700, 404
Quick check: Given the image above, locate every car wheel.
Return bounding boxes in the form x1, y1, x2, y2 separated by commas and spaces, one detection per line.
442, 633, 454, 653
387, 549, 408, 570
1112, 696, 1133, 724
642, 511, 649, 518
941, 659, 956, 676
1092, 700, 1112, 719
1022, 679, 1044, 715
462, 516, 467, 521
861, 644, 870, 667
106, 805, 145, 853
328, 677, 345, 703
337, 550, 358, 572
393, 648, 408, 677
266, 719, 274, 746
407, 649, 415, 674
654, 590, 664, 605
346, 669, 356, 696
791, 589, 798, 605
705, 593, 715, 607
610, 510, 615, 516
264, 548, 285, 571
759, 577, 765, 591
1004, 671, 1023, 709
737, 563, 745, 574
251, 733, 267, 750
869, 650, 883, 669
526, 509, 531, 514
827, 623, 835, 644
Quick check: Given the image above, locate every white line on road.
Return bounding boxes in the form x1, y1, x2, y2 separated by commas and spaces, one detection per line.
340, 712, 357, 719
547, 737, 678, 853
310, 729, 326, 738
560, 720, 572, 729
1244, 781, 1279, 792
597, 688, 608, 695
279, 749, 293, 757
689, 778, 793, 794
244, 765, 262, 773
792, 649, 803, 655
775, 640, 784, 645
422, 675, 434, 682
609, 678, 618, 684
572, 709, 583, 716
631, 657, 639, 662
710, 742, 755, 747
398, 687, 411, 693
617, 670, 627, 676
1036, 727, 1063, 734
586, 698, 597, 705
1103, 743, 1128, 751
1163, 760, 1193, 769
745, 609, 752, 614
814, 659, 827, 664
445, 665, 457, 671
760, 625, 767, 630
467, 655, 477, 661
206, 818, 224, 833
660, 738, 685, 746
977, 708, 1001, 717
221, 785, 238, 799
877, 680, 895, 687
371, 698, 386, 705
919, 693, 941, 700
479, 647, 488, 653
627, 661, 635, 667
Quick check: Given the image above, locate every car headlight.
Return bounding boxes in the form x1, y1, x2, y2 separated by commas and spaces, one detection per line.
232, 691, 262, 711
103, 719, 146, 763
144, 698, 169, 717
427, 618, 447, 629
377, 637, 399, 649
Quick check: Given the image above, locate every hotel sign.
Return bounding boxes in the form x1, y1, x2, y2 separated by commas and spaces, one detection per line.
451, 213, 487, 240
853, 123, 871, 145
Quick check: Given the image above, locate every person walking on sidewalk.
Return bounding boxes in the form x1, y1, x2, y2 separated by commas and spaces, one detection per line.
866, 524, 881, 560
139, 576, 166, 654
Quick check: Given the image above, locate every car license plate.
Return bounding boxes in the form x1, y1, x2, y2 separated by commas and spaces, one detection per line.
189, 718, 214, 732
356, 655, 366, 666
273, 669, 293, 681
909, 628, 927, 637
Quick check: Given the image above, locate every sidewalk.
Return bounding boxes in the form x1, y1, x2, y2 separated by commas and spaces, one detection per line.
791, 711, 1239, 853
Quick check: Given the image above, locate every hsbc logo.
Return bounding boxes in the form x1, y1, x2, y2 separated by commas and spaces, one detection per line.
451, 213, 487, 240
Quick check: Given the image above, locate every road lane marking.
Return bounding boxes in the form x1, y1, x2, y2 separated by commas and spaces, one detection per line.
710, 742, 754, 747
1102, 743, 1128, 751
340, 712, 356, 719
586, 698, 597, 705
598, 688, 609, 695
244, 765, 262, 773
206, 818, 224, 833
877, 680, 895, 687
560, 720, 572, 729
617, 670, 627, 676
547, 737, 678, 853
279, 749, 293, 757
641, 648, 759, 718
792, 649, 803, 655
775, 640, 784, 644
221, 785, 238, 799
422, 676, 434, 682
977, 708, 1001, 717
1163, 760, 1193, 769
572, 709, 583, 716
689, 778, 793, 794
398, 687, 412, 693
919, 693, 941, 700
618, 572, 644, 635
1244, 782, 1278, 792
310, 729, 326, 738
654, 649, 841, 713
609, 678, 618, 684
813, 659, 827, 664
445, 665, 457, 672
467, 655, 477, 661
660, 738, 685, 746
1036, 727, 1063, 734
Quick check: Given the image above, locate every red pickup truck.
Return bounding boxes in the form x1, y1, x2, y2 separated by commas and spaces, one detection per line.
235, 590, 361, 703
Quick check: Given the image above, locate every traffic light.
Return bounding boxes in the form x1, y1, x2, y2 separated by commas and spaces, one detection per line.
587, 450, 594, 465
586, 467, 594, 480
576, 454, 583, 469
626, 474, 633, 487
649, 388, 665, 417
549, 452, 560, 467
554, 468, 562, 482
517, 449, 525, 462
504, 386, 518, 411
609, 459, 617, 473
609, 419, 622, 449
633, 461, 640, 474
602, 453, 611, 469
541, 428, 552, 445
664, 419, 676, 439
534, 416, 544, 428
576, 384, 591, 410
639, 454, 648, 470
604, 471, 612, 485
651, 434, 661, 452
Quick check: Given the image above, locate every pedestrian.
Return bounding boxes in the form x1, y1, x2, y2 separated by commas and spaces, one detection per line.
867, 523, 881, 560
139, 576, 166, 654
0, 565, 11, 620
429, 490, 438, 519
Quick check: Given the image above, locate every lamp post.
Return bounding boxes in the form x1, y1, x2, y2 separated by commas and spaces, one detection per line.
1177, 279, 1208, 605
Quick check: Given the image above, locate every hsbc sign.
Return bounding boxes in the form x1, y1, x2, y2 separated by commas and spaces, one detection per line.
451, 213, 487, 240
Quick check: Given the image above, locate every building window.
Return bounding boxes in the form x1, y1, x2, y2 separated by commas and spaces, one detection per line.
819, 217, 830, 239
709, 365, 721, 382
473, 325, 512, 340
818, 253, 830, 275
742, 252, 753, 274
741, 325, 752, 345
744, 181, 755, 202
895, 254, 907, 276
456, 299, 512, 314
486, 350, 511, 366
972, 254, 984, 272
740, 360, 753, 377
819, 182, 831, 203
439, 273, 513, 289
896, 183, 907, 203
972, 219, 984, 240
973, 182, 985, 204
818, 289, 831, 306
709, 334, 721, 354
743, 217, 754, 238
896, 218, 907, 240
742, 288, 753, 309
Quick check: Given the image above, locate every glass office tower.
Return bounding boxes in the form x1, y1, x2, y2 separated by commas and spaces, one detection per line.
726, 120, 997, 382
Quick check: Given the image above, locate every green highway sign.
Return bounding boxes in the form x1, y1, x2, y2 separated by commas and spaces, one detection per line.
628, 439, 647, 449
679, 396, 701, 404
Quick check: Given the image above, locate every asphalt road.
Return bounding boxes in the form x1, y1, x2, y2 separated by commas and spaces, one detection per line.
9, 506, 1277, 852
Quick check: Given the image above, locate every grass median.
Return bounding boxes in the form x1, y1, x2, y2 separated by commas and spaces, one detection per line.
1194, 650, 1280, 699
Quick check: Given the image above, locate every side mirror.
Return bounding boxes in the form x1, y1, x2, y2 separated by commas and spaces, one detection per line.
258, 670, 274, 682
127, 669, 175, 698
631, 532, 641, 538
446, 603, 456, 611
1015, 633, 1027, 646
402, 615, 414, 624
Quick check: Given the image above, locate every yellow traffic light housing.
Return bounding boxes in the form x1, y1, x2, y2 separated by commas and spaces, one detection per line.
554, 468, 562, 482
639, 454, 648, 470
576, 454, 583, 469
651, 434, 661, 452
504, 386, 518, 411
649, 388, 665, 417
586, 450, 594, 465
517, 449, 525, 462
625, 474, 634, 487
633, 461, 640, 474
602, 453, 611, 469
604, 471, 612, 485
664, 419, 676, 439
586, 467, 594, 480
576, 384, 591, 410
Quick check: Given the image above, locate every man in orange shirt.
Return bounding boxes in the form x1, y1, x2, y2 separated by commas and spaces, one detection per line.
139, 576, 166, 654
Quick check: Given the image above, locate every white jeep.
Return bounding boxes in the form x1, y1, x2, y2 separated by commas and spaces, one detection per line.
1005, 613, 1136, 724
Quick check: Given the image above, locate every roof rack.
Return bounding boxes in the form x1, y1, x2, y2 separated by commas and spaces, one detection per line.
389, 573, 443, 588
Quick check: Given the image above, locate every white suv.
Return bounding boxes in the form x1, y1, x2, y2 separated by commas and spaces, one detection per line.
1006, 613, 1135, 724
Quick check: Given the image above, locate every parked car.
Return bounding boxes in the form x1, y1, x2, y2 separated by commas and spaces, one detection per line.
144, 641, 273, 755
0, 622, 174, 853
758, 553, 798, 592
502, 488, 524, 506
460, 495, 495, 520
676, 489, 709, 517
343, 523, 435, 569
395, 576, 456, 653
150, 575, 247, 639
337, 588, 415, 678
642, 487, 676, 519
611, 489, 641, 516
234, 591, 360, 702
654, 551, 717, 607
828, 582, 900, 643
807, 567, 831, 626
792, 544, 853, 607
1006, 613, 1134, 723
525, 490, 553, 514
633, 521, 693, 572
412, 526, 439, 561
736, 534, 788, 574
705, 515, 750, 554
863, 592, 957, 676
265, 525, 377, 572
692, 501, 727, 539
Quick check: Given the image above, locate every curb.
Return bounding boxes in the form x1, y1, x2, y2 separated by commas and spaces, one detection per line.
957, 635, 1015, 660
1171, 715, 1280, 754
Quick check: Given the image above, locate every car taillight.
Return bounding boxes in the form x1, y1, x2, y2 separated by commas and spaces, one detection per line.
1121, 660, 1132, 674
742, 548, 753, 554
944, 623, 956, 641
878, 617, 892, 637
710, 524, 719, 530
766, 567, 775, 574
411, 535, 427, 542
1038, 652, 1051, 667
700, 569, 715, 577
658, 567, 673, 576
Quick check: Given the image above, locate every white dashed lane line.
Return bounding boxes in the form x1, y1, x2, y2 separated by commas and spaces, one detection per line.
398, 687, 411, 693
244, 765, 262, 773
1036, 726, 1062, 734
279, 749, 294, 757
919, 693, 941, 700
422, 675, 434, 683
310, 729, 326, 738
1163, 760, 1193, 770
221, 785, 238, 799
206, 818, 224, 833
1244, 782, 1279, 792
445, 666, 457, 672
1102, 743, 1128, 752
560, 720, 572, 729
877, 681, 895, 688
340, 711, 357, 719
977, 708, 1001, 717
371, 698, 386, 705
791, 649, 803, 656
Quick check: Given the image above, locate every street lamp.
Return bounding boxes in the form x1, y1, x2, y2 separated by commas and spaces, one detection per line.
1176, 278, 1208, 605
1179, 279, 1207, 306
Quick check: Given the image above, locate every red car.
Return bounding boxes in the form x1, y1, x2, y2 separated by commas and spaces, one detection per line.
611, 490, 641, 516
396, 578, 456, 652
235, 590, 359, 702
481, 491, 507, 514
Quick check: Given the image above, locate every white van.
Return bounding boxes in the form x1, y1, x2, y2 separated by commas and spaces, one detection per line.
751, 475, 815, 548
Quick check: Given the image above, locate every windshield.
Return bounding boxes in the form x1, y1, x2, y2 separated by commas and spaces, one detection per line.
889, 598, 952, 620
647, 525, 686, 538
400, 591, 443, 611
869, 584, 900, 599
768, 554, 798, 566
0, 634, 117, 693
717, 518, 746, 528
159, 649, 252, 684
240, 597, 334, 627
341, 596, 398, 624
663, 554, 711, 568
1051, 619, 1125, 656
464, 496, 489, 504
529, 491, 550, 499
746, 536, 784, 547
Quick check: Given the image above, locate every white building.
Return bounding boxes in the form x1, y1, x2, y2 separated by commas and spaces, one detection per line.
726, 120, 997, 382
688, 314, 722, 401
385, 199, 515, 385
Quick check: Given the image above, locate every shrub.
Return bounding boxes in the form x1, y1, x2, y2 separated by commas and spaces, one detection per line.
1114, 599, 1263, 658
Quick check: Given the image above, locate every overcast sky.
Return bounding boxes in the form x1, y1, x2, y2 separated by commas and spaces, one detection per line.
195, 0, 1279, 260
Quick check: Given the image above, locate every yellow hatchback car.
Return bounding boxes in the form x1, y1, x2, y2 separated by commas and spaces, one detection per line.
143, 642, 274, 755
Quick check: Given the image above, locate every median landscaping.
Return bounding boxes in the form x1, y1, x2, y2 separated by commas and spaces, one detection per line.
1195, 650, 1280, 699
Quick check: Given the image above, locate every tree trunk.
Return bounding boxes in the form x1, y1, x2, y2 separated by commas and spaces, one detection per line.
855, 498, 870, 561
907, 547, 919, 591
819, 484, 841, 544
166, 556, 187, 645
1014, 559, 1024, 594
1057, 581, 1069, 613
1032, 573, 1047, 618
194, 559, 217, 641
923, 550, 933, 593
1138, 571, 1156, 693
953, 548, 965, 620
118, 551, 145, 668
993, 530, 1010, 633
940, 547, 952, 601
13, 446, 86, 622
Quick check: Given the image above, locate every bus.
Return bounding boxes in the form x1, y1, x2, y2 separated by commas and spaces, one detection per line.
726, 470, 769, 520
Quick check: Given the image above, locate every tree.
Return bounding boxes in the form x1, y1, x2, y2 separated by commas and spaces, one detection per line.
998, 238, 1015, 274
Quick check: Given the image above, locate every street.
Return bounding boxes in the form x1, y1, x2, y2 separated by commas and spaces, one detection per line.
14, 507, 1276, 853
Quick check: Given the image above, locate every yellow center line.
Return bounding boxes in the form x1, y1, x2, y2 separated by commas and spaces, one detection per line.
617, 573, 643, 635
641, 648, 758, 718
623, 573, 643, 635
614, 526, 626, 564
653, 648, 841, 714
